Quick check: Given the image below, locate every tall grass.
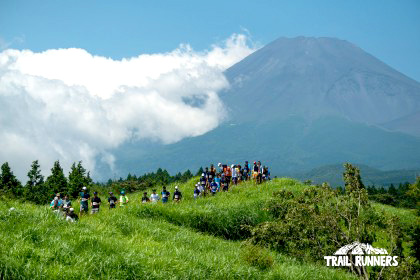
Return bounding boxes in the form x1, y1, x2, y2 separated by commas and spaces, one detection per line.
0, 199, 356, 280
127, 178, 307, 239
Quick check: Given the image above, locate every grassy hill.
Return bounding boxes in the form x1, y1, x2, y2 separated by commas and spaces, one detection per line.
1, 177, 418, 279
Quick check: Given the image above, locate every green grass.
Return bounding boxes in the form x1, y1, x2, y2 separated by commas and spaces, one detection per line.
0, 198, 356, 280
2, 177, 417, 279
125, 178, 307, 239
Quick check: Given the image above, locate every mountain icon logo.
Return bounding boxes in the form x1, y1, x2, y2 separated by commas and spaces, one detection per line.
334, 242, 388, 255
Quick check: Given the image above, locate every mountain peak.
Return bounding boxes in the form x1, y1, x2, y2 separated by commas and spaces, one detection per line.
222, 36, 420, 135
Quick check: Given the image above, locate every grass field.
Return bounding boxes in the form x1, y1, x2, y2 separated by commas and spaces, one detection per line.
0, 196, 356, 279
1, 177, 416, 279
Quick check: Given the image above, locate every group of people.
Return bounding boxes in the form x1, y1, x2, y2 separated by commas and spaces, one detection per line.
49, 187, 130, 222
193, 161, 270, 197
50, 160, 270, 222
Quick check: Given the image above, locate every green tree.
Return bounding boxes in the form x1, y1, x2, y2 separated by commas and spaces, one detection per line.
196, 166, 204, 176
0, 162, 23, 198
407, 176, 420, 215
68, 161, 91, 198
24, 160, 46, 204
45, 160, 68, 198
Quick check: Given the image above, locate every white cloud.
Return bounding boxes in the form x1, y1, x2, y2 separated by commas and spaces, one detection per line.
0, 34, 256, 180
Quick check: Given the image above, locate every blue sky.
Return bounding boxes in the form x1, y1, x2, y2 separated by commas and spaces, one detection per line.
1, 0, 420, 80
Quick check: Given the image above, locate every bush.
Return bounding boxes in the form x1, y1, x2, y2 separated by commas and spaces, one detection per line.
241, 243, 274, 270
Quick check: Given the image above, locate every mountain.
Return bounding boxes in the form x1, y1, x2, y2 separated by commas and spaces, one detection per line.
293, 163, 420, 187
109, 37, 420, 182
221, 37, 420, 135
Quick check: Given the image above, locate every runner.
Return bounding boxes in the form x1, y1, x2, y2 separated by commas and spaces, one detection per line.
66, 208, 79, 222
173, 186, 182, 202
108, 192, 118, 209
253, 161, 259, 182
194, 184, 201, 199
200, 173, 207, 196
150, 190, 160, 203
232, 164, 238, 185
243, 161, 250, 181
62, 195, 72, 216
91, 192, 101, 214
142, 192, 150, 203
257, 161, 263, 184
210, 180, 218, 195
214, 174, 221, 191
80, 187, 90, 216
221, 174, 229, 191
226, 165, 232, 185
119, 190, 129, 207
161, 186, 170, 203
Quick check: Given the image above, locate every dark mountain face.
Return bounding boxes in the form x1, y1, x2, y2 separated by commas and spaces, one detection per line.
222, 37, 420, 135
108, 37, 420, 183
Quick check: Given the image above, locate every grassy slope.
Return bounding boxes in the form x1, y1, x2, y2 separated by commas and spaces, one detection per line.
0, 197, 355, 280
3, 177, 416, 279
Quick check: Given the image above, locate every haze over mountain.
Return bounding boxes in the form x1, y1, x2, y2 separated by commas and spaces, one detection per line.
110, 37, 420, 184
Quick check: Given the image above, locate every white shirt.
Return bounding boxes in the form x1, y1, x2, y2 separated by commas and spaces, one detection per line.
150, 193, 160, 202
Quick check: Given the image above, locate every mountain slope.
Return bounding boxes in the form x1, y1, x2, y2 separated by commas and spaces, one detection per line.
221, 37, 420, 134
293, 163, 420, 187
114, 116, 420, 180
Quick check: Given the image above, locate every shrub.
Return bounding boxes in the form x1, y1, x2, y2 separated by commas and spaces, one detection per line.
241, 243, 273, 270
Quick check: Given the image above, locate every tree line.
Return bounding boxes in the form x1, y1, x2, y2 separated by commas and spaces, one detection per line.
0, 160, 198, 205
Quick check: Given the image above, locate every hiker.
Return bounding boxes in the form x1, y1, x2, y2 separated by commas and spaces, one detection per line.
232, 164, 238, 185
257, 161, 263, 184
66, 208, 79, 222
206, 167, 215, 185
217, 163, 223, 174
200, 173, 207, 196
150, 190, 160, 203
214, 174, 221, 191
198, 180, 205, 195
62, 195, 72, 215
108, 192, 118, 209
210, 164, 217, 174
243, 161, 250, 181
225, 165, 232, 185
91, 192, 101, 214
210, 180, 218, 195
161, 186, 170, 203
194, 184, 201, 199
80, 187, 90, 215
50, 193, 62, 211
221, 174, 229, 191
142, 192, 150, 203
119, 190, 129, 207
173, 186, 182, 202
253, 161, 259, 182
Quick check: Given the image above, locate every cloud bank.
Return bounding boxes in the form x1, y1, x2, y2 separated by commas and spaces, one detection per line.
0, 34, 256, 180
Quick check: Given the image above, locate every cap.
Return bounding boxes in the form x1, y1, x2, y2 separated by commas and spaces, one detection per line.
69, 208, 74, 212
121, 190, 125, 195
82, 186, 87, 190
202, 173, 205, 176
56, 193, 61, 197
175, 186, 178, 189
231, 164, 234, 168
218, 163, 221, 167
94, 191, 98, 195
